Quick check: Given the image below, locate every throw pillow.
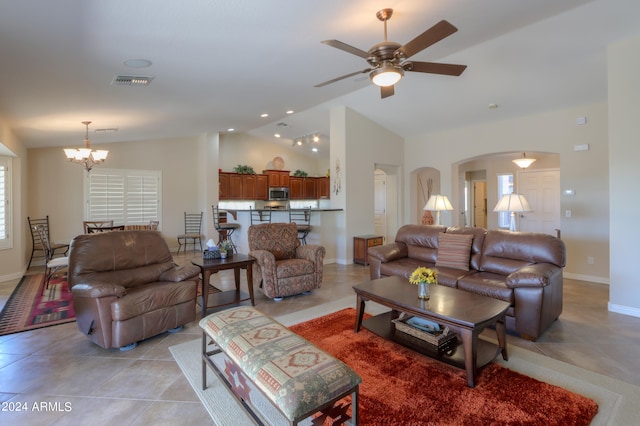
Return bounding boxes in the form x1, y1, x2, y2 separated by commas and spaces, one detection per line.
435, 233, 473, 271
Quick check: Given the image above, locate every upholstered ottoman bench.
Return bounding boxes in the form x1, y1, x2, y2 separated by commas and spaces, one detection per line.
199, 306, 361, 425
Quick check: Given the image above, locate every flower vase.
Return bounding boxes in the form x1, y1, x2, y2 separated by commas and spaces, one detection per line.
418, 282, 430, 300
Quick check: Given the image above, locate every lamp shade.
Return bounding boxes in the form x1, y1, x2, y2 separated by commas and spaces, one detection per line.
370, 65, 403, 87
512, 152, 536, 169
423, 194, 453, 212
493, 193, 532, 213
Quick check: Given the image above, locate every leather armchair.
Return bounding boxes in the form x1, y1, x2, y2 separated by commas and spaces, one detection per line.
68, 230, 200, 350
248, 223, 325, 301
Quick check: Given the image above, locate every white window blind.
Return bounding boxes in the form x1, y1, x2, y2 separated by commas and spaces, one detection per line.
0, 157, 10, 249
85, 169, 161, 225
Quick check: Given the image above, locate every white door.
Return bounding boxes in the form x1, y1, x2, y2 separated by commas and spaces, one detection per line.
473, 181, 487, 228
517, 169, 560, 235
374, 170, 386, 240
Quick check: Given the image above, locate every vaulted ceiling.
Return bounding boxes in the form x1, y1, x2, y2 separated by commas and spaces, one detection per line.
1, 0, 639, 158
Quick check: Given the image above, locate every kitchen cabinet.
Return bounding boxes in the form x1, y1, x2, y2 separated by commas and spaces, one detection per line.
317, 176, 330, 199
353, 235, 384, 265
219, 172, 230, 200
255, 174, 268, 200
289, 177, 303, 199
219, 172, 268, 200
263, 170, 290, 187
229, 174, 243, 199
241, 175, 256, 199
303, 177, 317, 199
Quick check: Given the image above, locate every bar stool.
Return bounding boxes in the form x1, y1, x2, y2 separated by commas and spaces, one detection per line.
212, 205, 240, 253
250, 206, 272, 225
289, 208, 311, 244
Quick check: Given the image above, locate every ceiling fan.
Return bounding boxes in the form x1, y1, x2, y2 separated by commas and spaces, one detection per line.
315, 8, 467, 98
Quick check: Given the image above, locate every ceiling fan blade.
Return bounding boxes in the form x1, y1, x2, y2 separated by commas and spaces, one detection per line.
381, 85, 394, 99
408, 61, 467, 76
314, 68, 372, 88
398, 20, 458, 59
321, 40, 370, 59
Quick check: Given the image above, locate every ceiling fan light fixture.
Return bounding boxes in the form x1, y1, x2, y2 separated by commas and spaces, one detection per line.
370, 65, 403, 87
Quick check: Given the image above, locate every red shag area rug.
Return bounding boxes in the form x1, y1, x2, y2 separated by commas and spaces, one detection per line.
290, 308, 598, 426
0, 274, 75, 336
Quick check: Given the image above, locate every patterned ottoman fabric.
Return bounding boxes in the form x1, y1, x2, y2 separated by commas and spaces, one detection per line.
200, 306, 361, 421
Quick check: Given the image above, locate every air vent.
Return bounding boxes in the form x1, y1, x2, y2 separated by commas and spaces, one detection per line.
111, 75, 154, 86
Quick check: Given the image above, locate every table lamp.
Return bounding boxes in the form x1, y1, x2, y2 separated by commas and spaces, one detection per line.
423, 194, 453, 226
493, 193, 532, 231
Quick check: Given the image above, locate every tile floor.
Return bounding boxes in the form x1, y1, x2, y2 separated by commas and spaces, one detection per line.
1, 253, 640, 425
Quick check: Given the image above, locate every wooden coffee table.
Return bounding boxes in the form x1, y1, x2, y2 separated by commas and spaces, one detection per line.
353, 276, 510, 387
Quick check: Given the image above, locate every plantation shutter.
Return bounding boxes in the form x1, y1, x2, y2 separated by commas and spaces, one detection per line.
0, 158, 8, 246
85, 169, 161, 225
126, 174, 160, 224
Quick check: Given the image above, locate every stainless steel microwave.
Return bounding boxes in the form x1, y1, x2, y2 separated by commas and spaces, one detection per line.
269, 187, 290, 201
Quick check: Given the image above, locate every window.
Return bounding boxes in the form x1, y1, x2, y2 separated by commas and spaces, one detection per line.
0, 157, 11, 250
85, 169, 161, 225
497, 173, 514, 228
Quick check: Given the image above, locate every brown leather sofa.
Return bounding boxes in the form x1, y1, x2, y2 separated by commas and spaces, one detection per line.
68, 230, 201, 350
368, 225, 566, 340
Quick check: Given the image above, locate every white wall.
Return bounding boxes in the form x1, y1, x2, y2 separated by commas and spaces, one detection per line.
219, 133, 324, 176
608, 35, 640, 316
330, 106, 404, 264
404, 102, 610, 282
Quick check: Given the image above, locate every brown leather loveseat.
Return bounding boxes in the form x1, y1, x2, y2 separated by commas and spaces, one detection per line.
368, 225, 566, 340
68, 230, 200, 350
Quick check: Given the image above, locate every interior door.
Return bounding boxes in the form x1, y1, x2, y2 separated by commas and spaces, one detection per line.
374, 170, 386, 240
473, 181, 487, 228
517, 169, 560, 235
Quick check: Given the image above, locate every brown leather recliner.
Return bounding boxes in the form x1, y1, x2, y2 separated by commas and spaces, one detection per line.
68, 230, 200, 350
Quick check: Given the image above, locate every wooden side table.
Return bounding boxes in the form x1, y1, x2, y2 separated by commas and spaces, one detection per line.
353, 234, 384, 266
191, 254, 256, 317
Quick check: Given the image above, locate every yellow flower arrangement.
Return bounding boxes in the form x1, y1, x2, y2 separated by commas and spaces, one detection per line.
409, 267, 438, 285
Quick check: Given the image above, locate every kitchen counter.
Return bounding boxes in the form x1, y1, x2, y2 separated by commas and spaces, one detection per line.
222, 208, 342, 220
215, 208, 344, 259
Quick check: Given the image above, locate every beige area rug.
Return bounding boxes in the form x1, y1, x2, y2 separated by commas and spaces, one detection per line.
170, 296, 640, 426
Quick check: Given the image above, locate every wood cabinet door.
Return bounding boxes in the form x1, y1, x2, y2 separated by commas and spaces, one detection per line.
219, 173, 230, 199
303, 177, 317, 199
255, 174, 268, 200
317, 177, 330, 199
289, 177, 303, 199
229, 174, 243, 199
242, 175, 256, 199
279, 171, 290, 187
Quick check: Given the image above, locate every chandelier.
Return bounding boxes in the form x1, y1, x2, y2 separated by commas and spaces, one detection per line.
63, 121, 109, 172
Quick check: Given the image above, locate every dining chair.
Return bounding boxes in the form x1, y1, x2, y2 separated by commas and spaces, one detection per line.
27, 216, 69, 270
212, 205, 240, 253
83, 220, 114, 234
87, 225, 125, 233
33, 225, 69, 295
177, 212, 204, 254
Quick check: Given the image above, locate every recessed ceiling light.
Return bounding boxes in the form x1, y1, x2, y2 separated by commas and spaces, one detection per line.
260, 113, 269, 118
296, 140, 302, 146
123, 59, 152, 68
312, 148, 318, 152
227, 128, 235, 132
274, 134, 281, 138
286, 110, 294, 114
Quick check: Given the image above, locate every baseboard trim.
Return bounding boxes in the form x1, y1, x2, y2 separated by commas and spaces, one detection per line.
0, 270, 26, 283
563, 272, 609, 285
608, 302, 640, 318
